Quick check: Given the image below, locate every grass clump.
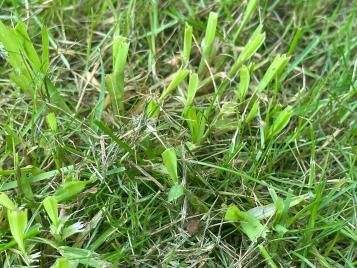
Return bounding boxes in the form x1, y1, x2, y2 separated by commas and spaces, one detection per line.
0, 0, 356, 267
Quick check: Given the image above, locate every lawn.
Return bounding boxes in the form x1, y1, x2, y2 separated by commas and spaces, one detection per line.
0, 0, 356, 267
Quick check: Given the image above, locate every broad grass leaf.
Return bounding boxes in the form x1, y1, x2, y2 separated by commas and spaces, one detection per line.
0, 192, 17, 210
168, 184, 184, 202
113, 36, 129, 75
183, 23, 192, 65
46, 113, 58, 133
51, 258, 71, 268
245, 100, 259, 123
54, 181, 90, 202
184, 107, 206, 144
160, 69, 189, 101
233, 0, 259, 43
267, 106, 292, 139
162, 148, 178, 183
230, 25, 265, 77
146, 99, 160, 118
62, 222, 84, 240
257, 54, 290, 92
0, 21, 69, 112
7, 209, 28, 253
185, 73, 199, 109
198, 12, 218, 76
237, 65, 250, 101
15, 22, 41, 70
58, 246, 111, 268
225, 205, 268, 242
109, 36, 129, 114
43, 196, 59, 225
41, 26, 50, 72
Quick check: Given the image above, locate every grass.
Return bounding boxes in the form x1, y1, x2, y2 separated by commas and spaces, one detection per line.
0, 0, 356, 267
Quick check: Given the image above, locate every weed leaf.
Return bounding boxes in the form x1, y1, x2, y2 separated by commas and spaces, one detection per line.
162, 148, 178, 183
168, 184, 184, 202
7, 209, 28, 253
43, 196, 59, 225
225, 205, 268, 242
0, 192, 17, 210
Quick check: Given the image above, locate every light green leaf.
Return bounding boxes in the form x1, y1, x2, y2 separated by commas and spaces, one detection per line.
15, 22, 41, 70
225, 204, 241, 222
58, 246, 111, 268
7, 209, 28, 253
267, 106, 292, 139
113, 36, 129, 75
41, 26, 50, 72
62, 222, 84, 240
230, 25, 265, 77
202, 12, 218, 52
0, 192, 17, 210
54, 181, 90, 203
183, 23, 192, 65
46, 113, 58, 133
162, 148, 178, 183
109, 36, 129, 114
184, 106, 206, 144
145, 99, 160, 118
159, 69, 189, 101
0, 22, 34, 95
5, 22, 70, 112
245, 100, 259, 123
274, 224, 288, 235
225, 205, 268, 242
51, 258, 72, 268
198, 12, 218, 76
168, 184, 185, 202
247, 192, 312, 220
257, 54, 290, 92
185, 72, 199, 109
233, 0, 259, 43
43, 196, 59, 225
0, 21, 22, 70
236, 65, 250, 101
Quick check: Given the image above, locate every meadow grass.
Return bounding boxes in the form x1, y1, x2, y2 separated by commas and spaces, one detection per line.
0, 0, 356, 267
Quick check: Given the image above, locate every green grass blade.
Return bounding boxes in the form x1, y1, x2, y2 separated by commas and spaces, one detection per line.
54, 180, 90, 202
245, 99, 259, 123
15, 21, 41, 70
43, 196, 59, 225
198, 12, 218, 76
46, 112, 58, 133
108, 36, 129, 114
168, 184, 184, 202
162, 148, 178, 184
159, 69, 189, 101
183, 23, 193, 65
233, 0, 259, 43
236, 65, 250, 101
7, 209, 28, 253
257, 54, 290, 92
52, 258, 71, 268
0, 192, 17, 210
41, 26, 50, 72
267, 106, 292, 140
185, 72, 199, 110
229, 25, 265, 77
